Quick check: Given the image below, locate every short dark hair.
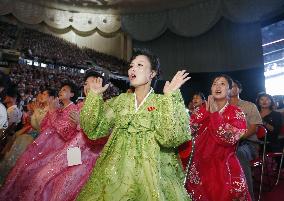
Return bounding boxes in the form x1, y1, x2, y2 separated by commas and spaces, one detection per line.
130, 48, 161, 79
256, 92, 275, 111
44, 88, 56, 97
84, 70, 109, 85
5, 85, 18, 99
233, 79, 243, 91
84, 70, 103, 81
192, 91, 205, 101
211, 74, 233, 89
60, 81, 78, 102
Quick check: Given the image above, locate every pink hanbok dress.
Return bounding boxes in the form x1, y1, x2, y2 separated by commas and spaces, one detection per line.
0, 103, 107, 201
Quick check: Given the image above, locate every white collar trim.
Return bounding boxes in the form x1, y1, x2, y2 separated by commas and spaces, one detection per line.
134, 88, 153, 112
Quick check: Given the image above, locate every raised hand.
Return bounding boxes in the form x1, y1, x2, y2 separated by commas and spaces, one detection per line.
33, 100, 41, 110
89, 77, 109, 95
163, 70, 190, 95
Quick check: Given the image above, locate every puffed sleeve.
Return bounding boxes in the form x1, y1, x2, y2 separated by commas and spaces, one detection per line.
209, 106, 247, 146
41, 108, 78, 141
154, 90, 191, 148
80, 91, 116, 140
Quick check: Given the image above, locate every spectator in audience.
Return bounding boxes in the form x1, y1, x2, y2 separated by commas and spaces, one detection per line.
3, 86, 22, 127
192, 91, 205, 108
178, 91, 206, 169
256, 93, 282, 153
0, 101, 7, 129
186, 74, 251, 201
0, 22, 17, 49
30, 89, 55, 132
229, 80, 262, 201
0, 81, 105, 201
0, 72, 12, 102
0, 89, 56, 185
0, 78, 8, 129
0, 101, 34, 184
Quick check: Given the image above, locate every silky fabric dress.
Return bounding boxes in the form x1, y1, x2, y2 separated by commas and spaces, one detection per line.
0, 107, 48, 184
0, 103, 106, 201
77, 89, 191, 201
186, 104, 251, 201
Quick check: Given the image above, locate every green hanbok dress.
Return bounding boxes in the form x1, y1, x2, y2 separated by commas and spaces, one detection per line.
77, 89, 191, 201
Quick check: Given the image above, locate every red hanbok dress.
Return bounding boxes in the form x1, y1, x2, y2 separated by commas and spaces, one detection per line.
185, 104, 251, 201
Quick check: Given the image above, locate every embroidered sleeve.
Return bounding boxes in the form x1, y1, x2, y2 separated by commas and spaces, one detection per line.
80, 91, 116, 140
209, 107, 247, 146
42, 109, 78, 141
154, 90, 191, 148
190, 105, 210, 136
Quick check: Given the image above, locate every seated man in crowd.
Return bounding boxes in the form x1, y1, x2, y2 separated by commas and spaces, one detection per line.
229, 79, 262, 201
3, 86, 22, 128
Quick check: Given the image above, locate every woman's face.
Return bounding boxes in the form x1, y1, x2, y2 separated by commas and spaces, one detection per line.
58, 85, 73, 101
192, 95, 203, 107
84, 77, 96, 96
211, 77, 230, 100
128, 55, 156, 87
40, 91, 50, 103
258, 96, 272, 109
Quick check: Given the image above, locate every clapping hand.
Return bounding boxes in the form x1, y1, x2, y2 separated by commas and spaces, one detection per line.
163, 70, 190, 95
69, 110, 80, 125
205, 95, 218, 113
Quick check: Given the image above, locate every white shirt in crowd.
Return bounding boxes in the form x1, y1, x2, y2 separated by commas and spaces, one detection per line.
7, 105, 22, 125
0, 102, 8, 129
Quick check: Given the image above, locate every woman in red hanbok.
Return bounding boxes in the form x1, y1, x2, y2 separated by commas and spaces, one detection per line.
179, 92, 205, 169
0, 81, 106, 201
185, 75, 251, 201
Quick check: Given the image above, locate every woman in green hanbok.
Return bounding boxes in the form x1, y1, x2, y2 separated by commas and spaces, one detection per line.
77, 49, 191, 201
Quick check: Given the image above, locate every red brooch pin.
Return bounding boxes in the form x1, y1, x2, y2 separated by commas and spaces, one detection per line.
147, 106, 156, 111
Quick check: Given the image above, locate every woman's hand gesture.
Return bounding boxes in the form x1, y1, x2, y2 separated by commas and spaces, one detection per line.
163, 70, 190, 95
89, 77, 109, 95
69, 110, 80, 125
48, 97, 60, 112
205, 95, 218, 113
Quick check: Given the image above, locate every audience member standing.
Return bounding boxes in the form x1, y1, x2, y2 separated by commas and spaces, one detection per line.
186, 75, 251, 201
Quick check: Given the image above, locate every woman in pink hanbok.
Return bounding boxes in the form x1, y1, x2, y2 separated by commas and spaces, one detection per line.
0, 81, 106, 201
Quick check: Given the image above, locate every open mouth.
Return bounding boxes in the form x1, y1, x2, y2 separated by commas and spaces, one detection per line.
129, 74, 136, 81
215, 90, 222, 95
